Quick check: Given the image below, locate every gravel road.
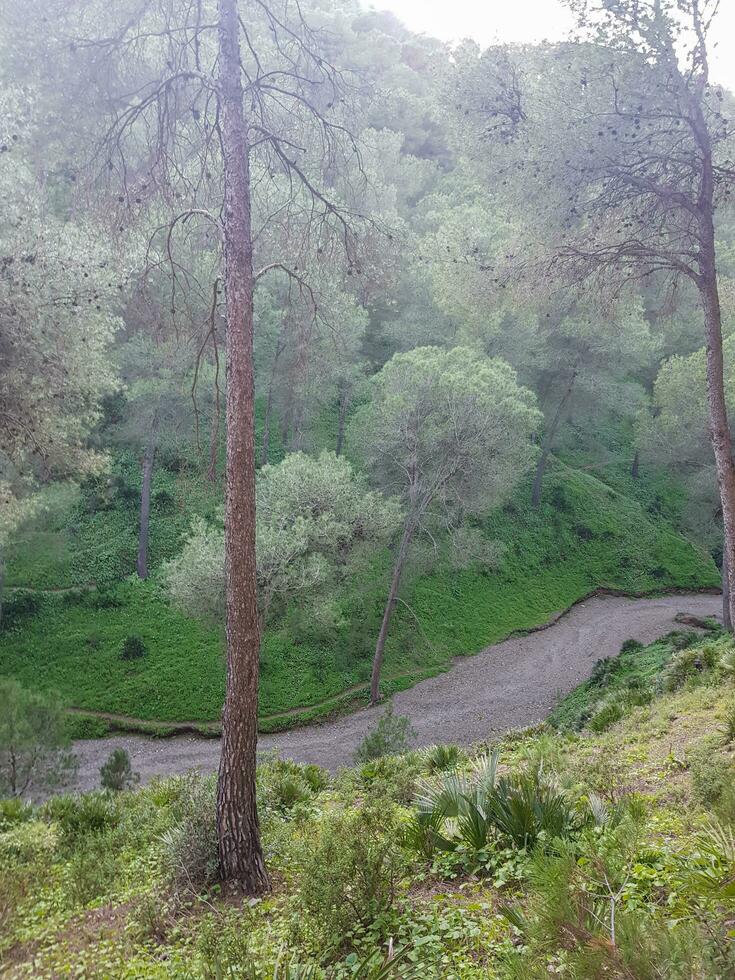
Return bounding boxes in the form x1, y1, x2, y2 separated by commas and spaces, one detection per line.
67, 592, 721, 792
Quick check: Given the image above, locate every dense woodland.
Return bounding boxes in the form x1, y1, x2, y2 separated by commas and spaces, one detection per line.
2, 0, 735, 975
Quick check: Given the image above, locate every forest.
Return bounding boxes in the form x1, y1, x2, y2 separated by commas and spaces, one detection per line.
1, 0, 735, 976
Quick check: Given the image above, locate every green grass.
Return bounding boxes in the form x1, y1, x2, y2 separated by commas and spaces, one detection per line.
2, 635, 734, 979
0, 456, 719, 729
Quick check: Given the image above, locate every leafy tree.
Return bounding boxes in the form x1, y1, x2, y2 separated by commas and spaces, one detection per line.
165, 451, 401, 628
0, 679, 77, 799
457, 0, 735, 623
350, 346, 540, 703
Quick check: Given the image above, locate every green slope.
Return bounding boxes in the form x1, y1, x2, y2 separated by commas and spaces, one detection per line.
0, 458, 718, 731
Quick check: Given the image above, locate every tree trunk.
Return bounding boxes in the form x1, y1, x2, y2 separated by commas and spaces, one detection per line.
136, 414, 159, 579
215, 0, 270, 894
335, 384, 349, 457
723, 544, 732, 631
208, 391, 221, 483
699, 257, 735, 632
631, 452, 639, 480
370, 516, 417, 704
531, 371, 576, 508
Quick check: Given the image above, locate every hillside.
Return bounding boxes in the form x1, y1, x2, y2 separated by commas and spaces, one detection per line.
0, 455, 718, 734
2, 629, 734, 978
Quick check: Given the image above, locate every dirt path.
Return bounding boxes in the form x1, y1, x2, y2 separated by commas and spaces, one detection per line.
67, 592, 720, 793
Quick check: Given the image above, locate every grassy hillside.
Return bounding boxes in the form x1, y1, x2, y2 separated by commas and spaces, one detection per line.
0, 456, 718, 731
2, 631, 734, 978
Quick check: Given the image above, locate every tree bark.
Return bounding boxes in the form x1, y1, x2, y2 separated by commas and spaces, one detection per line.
136, 413, 159, 579
631, 452, 640, 481
699, 237, 735, 632
215, 0, 270, 894
723, 544, 732, 631
370, 516, 417, 704
531, 370, 576, 508
335, 383, 349, 457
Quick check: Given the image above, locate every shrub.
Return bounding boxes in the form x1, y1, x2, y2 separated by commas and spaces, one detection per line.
410, 755, 582, 860
100, 749, 140, 792
421, 744, 462, 773
1, 590, 45, 631
159, 775, 218, 895
661, 642, 720, 692
722, 703, 735, 745
63, 833, 119, 906
689, 741, 733, 808
120, 633, 147, 661
354, 705, 416, 763
589, 700, 625, 732
42, 792, 120, 848
0, 797, 33, 831
0, 679, 77, 797
295, 801, 407, 951
620, 638, 644, 655
357, 752, 422, 804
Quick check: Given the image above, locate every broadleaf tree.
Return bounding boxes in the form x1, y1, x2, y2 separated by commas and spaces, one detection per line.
349, 346, 541, 704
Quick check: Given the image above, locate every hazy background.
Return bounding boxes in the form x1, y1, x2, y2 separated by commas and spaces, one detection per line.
372, 0, 735, 91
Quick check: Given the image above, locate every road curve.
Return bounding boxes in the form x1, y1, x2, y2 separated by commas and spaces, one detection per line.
67, 592, 721, 793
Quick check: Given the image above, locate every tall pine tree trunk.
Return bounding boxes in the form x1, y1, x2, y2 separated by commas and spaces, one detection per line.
136, 413, 159, 579
699, 230, 735, 632
215, 0, 270, 893
722, 544, 732, 631
370, 515, 417, 704
704, 275, 735, 631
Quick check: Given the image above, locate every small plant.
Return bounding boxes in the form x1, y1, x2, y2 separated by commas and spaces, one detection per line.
100, 748, 140, 792
354, 704, 416, 763
620, 638, 644, 655
421, 743, 462, 773
159, 775, 218, 895
120, 634, 147, 661
589, 699, 625, 732
661, 642, 719, 692
722, 703, 735, 745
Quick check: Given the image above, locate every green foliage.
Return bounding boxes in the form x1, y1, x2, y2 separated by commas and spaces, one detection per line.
295, 802, 408, 952
100, 748, 140, 792
120, 633, 147, 661
159, 775, 218, 895
42, 791, 120, 849
0, 589, 47, 631
0, 678, 77, 798
0, 450, 720, 731
549, 628, 722, 733
661, 640, 724, 692
421, 744, 462, 774
354, 706, 416, 763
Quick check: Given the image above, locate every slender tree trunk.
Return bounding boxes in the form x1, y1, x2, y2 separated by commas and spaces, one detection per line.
136, 413, 159, 579
335, 385, 349, 456
370, 516, 417, 704
699, 249, 735, 632
215, 0, 270, 894
0, 551, 5, 629
531, 371, 576, 508
723, 544, 732, 631
207, 400, 220, 483
631, 452, 640, 480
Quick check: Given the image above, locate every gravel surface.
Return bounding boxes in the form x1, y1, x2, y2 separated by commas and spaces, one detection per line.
68, 592, 720, 792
